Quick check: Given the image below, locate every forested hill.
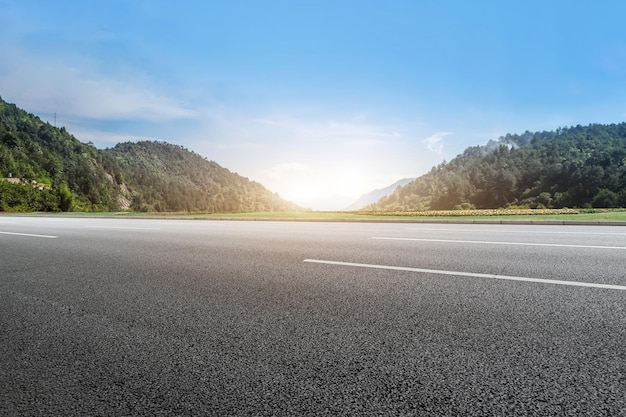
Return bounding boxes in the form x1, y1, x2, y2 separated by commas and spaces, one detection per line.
366, 123, 626, 211
104, 141, 300, 213
0, 97, 122, 211
0, 96, 300, 212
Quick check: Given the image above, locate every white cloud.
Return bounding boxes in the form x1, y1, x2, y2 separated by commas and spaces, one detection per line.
268, 162, 312, 180
423, 131, 452, 155
65, 125, 165, 147
196, 112, 406, 171
0, 47, 196, 122
254, 117, 401, 147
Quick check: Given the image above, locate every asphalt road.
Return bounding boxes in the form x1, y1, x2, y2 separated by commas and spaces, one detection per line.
1, 216, 625, 416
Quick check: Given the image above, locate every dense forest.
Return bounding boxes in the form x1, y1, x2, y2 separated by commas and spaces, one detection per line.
104, 141, 299, 213
0, 96, 299, 212
367, 124, 626, 211
0, 98, 122, 211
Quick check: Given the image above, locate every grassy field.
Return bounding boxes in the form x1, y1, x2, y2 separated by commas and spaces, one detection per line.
192, 208, 626, 223
5, 208, 626, 223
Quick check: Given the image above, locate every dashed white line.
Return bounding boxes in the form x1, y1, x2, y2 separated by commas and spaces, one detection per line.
373, 236, 626, 250
0, 231, 58, 239
303, 259, 626, 291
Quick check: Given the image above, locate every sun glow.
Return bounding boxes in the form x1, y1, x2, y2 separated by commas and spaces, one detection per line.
265, 162, 378, 210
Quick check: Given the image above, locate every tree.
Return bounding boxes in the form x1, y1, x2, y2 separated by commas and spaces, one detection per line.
592, 189, 618, 208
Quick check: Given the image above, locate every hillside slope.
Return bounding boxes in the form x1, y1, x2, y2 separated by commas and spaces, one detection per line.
0, 96, 299, 213
0, 97, 123, 211
367, 124, 626, 211
105, 141, 299, 213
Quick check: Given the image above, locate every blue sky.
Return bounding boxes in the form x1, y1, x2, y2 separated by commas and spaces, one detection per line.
2, 1, 626, 209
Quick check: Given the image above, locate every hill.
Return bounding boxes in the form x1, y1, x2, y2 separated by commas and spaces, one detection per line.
0, 96, 299, 213
0, 97, 122, 211
343, 178, 414, 211
366, 123, 626, 211
104, 141, 299, 213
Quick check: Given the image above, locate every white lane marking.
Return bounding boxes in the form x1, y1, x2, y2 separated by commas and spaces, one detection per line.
0, 231, 58, 239
303, 259, 626, 291
373, 237, 626, 250
405, 227, 626, 236
0, 221, 20, 224
86, 226, 161, 231
147, 221, 224, 226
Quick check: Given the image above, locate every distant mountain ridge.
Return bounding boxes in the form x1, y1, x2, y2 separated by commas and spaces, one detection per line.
344, 178, 415, 211
0, 96, 300, 213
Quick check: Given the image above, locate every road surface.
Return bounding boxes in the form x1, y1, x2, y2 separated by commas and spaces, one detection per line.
2, 216, 625, 416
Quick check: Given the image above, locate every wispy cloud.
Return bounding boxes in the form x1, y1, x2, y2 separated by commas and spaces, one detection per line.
0, 47, 196, 122
254, 117, 401, 147
423, 131, 452, 155
65, 126, 166, 148
267, 162, 312, 180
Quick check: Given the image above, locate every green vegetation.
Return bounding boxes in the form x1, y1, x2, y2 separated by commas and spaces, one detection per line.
189, 209, 626, 222
0, 96, 299, 213
3, 94, 626, 217
105, 141, 299, 213
0, 97, 121, 212
355, 208, 626, 222
12, 208, 626, 223
367, 124, 626, 211
198, 208, 626, 222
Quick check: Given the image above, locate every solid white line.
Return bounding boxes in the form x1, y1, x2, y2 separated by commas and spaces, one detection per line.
405, 227, 626, 236
303, 259, 626, 291
86, 226, 161, 230
373, 236, 626, 250
0, 231, 58, 239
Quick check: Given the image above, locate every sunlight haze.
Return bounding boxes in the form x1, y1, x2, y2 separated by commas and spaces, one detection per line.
2, 0, 625, 209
